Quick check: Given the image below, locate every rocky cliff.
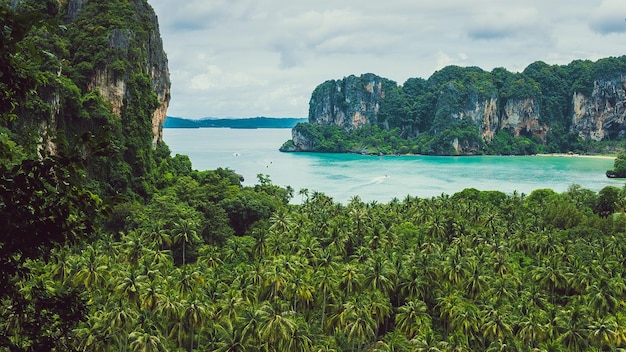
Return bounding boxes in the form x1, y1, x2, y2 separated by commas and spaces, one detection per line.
308, 73, 389, 132
77, 1, 171, 147
571, 77, 626, 141
7, 0, 171, 196
291, 58, 626, 154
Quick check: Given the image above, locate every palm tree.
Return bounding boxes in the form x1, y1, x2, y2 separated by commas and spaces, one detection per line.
554, 305, 589, 352
298, 188, 309, 204
128, 330, 166, 352
363, 255, 396, 296
172, 219, 200, 266
337, 296, 378, 352
115, 268, 146, 308
214, 319, 248, 352
530, 264, 569, 305
171, 266, 204, 299
148, 220, 171, 249
49, 248, 75, 284
141, 279, 165, 313
284, 323, 314, 352
515, 312, 547, 350
238, 301, 268, 347
259, 304, 297, 351
269, 209, 294, 236
288, 274, 313, 313
316, 264, 339, 332
216, 288, 243, 324
338, 263, 363, 297
106, 302, 137, 351
183, 299, 210, 351
395, 299, 431, 338
588, 316, 618, 350
72, 246, 108, 291
450, 301, 480, 346
481, 309, 513, 344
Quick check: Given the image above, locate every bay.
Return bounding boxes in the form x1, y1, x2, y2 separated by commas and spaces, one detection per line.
163, 128, 624, 203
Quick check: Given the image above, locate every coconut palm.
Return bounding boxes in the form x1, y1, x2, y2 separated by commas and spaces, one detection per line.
72, 246, 109, 291
363, 254, 396, 296
128, 330, 166, 352
172, 219, 200, 266
316, 264, 339, 332
481, 309, 513, 344
183, 299, 210, 351
395, 299, 431, 338
338, 263, 363, 297
588, 316, 618, 350
214, 319, 248, 352
515, 312, 547, 350
554, 305, 589, 352
259, 304, 297, 351
338, 296, 378, 352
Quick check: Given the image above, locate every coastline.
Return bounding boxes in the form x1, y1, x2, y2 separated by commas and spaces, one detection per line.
535, 153, 615, 160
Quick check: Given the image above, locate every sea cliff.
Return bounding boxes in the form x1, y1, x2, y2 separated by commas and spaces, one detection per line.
285, 58, 626, 155
7, 0, 171, 196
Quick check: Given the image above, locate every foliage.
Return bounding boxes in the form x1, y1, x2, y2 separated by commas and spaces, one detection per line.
6, 177, 626, 351
607, 152, 626, 178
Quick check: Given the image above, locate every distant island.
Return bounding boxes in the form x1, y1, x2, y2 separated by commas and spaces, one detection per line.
164, 116, 306, 129
282, 57, 626, 156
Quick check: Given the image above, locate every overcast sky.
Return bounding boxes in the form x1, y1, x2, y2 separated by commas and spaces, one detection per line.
148, 0, 626, 119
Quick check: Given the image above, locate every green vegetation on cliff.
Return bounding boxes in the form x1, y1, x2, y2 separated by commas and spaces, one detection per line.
287, 58, 626, 156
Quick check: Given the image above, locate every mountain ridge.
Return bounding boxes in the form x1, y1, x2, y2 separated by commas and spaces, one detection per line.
164, 116, 306, 129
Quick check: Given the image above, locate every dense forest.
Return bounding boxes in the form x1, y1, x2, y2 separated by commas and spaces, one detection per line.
282, 59, 626, 156
4, 1, 626, 352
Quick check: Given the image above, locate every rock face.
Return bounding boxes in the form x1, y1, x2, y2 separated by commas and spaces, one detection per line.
308, 73, 387, 132
81, 2, 171, 147
571, 77, 626, 141
64, 0, 83, 21
296, 69, 626, 153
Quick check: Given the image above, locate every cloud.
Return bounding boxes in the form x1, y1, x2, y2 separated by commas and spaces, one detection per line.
189, 65, 267, 91
148, 0, 626, 118
589, 0, 626, 34
464, 6, 547, 40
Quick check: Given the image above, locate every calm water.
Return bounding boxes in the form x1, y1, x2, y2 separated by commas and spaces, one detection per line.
163, 128, 624, 203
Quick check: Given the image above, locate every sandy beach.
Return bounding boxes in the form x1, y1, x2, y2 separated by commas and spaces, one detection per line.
535, 153, 615, 160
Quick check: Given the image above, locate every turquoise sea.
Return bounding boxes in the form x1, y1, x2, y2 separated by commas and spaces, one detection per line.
163, 128, 625, 203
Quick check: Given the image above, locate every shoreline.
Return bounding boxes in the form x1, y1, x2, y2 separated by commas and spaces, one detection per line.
535, 153, 615, 160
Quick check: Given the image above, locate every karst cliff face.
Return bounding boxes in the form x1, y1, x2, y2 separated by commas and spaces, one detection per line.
294, 69, 626, 153
79, 1, 171, 147
308, 73, 386, 132
571, 77, 626, 141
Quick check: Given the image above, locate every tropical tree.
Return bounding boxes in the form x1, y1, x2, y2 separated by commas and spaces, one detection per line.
172, 219, 201, 265
395, 299, 431, 338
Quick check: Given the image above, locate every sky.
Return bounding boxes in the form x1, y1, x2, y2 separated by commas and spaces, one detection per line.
148, 0, 626, 119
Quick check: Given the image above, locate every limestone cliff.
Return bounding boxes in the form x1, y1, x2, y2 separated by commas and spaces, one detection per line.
292, 59, 626, 154
308, 73, 388, 132
78, 1, 171, 147
571, 77, 626, 141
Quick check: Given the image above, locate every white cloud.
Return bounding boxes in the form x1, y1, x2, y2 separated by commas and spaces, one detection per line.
190, 65, 267, 91
589, 0, 626, 34
148, 0, 626, 118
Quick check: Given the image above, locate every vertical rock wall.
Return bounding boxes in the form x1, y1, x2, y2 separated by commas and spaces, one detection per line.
70, 0, 171, 147
571, 77, 626, 141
